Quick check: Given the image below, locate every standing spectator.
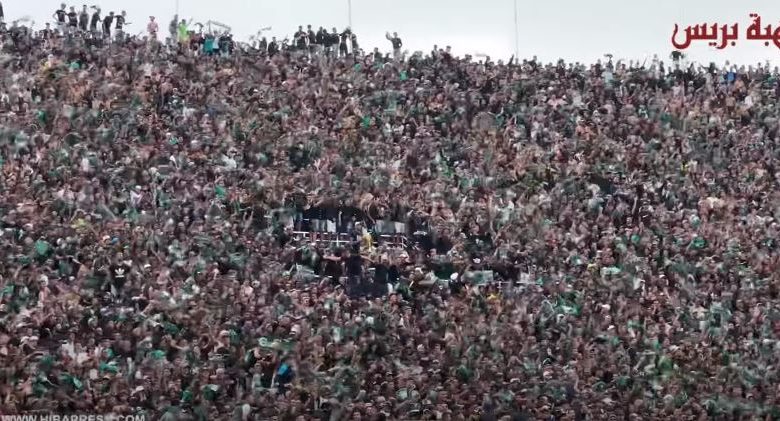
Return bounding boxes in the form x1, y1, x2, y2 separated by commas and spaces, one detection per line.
147, 16, 158, 40
326, 28, 339, 57
114, 10, 128, 40
322, 27, 335, 56
0, 1, 4, 23
307, 24, 316, 54
258, 36, 267, 52
267, 36, 279, 56
351, 32, 359, 55
66, 6, 78, 32
168, 14, 178, 43
177, 18, 190, 45
329, 27, 340, 56
78, 5, 89, 32
294, 25, 307, 52
102, 11, 114, 39
315, 25, 325, 48
339, 27, 351, 56
343, 247, 364, 290
53, 3, 66, 34
89, 6, 100, 34
41, 22, 53, 40
386, 31, 402, 59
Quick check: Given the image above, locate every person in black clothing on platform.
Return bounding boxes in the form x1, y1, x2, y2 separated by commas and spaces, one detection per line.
102, 11, 114, 39
114, 10, 127, 39
67, 7, 78, 31
315, 26, 325, 49
339, 28, 351, 57
257, 36, 267, 53
78, 5, 89, 32
329, 28, 339, 57
351, 33, 359, 55
41, 23, 54, 40
307, 25, 316, 53
339, 205, 363, 235
90, 7, 101, 34
321, 27, 333, 57
343, 246, 364, 295
53, 4, 67, 33
219, 33, 234, 55
294, 25, 307, 52
0, 1, 4, 23
267, 36, 278, 56
373, 257, 389, 284
321, 249, 343, 285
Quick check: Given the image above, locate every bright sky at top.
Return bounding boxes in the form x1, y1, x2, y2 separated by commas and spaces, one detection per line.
3, 0, 780, 66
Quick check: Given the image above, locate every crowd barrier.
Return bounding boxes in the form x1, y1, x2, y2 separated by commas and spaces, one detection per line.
289, 230, 409, 248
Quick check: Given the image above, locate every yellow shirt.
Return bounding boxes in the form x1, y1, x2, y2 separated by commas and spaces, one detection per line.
361, 232, 373, 250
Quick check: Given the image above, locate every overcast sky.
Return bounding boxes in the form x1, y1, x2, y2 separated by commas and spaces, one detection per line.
3, 0, 780, 65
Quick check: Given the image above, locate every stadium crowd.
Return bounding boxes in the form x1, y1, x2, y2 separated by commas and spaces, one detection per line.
2, 5, 780, 420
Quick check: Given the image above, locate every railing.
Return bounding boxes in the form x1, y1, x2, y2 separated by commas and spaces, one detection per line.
267, 211, 411, 249
289, 230, 409, 248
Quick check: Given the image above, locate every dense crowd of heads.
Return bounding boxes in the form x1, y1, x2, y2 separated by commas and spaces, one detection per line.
2, 10, 780, 420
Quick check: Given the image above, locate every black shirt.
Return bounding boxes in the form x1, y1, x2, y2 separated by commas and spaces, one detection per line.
67, 12, 78, 27
79, 11, 89, 29
307, 30, 316, 44
55, 9, 67, 23
390, 37, 402, 49
388, 265, 400, 284
373, 263, 388, 283
323, 32, 335, 47
323, 256, 343, 279
103, 15, 113, 30
344, 255, 363, 277
90, 12, 101, 30
324, 206, 339, 221
115, 15, 125, 30
295, 30, 307, 48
